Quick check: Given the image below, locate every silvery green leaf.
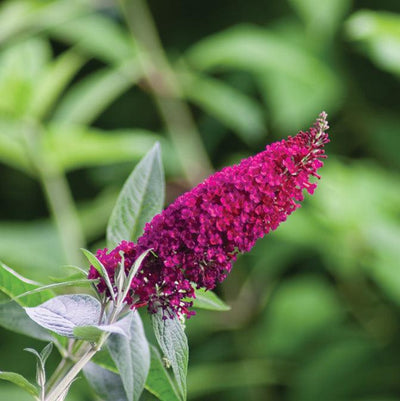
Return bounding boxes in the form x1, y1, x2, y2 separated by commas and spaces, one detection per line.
152, 311, 188, 400
84, 362, 128, 401
40, 342, 53, 364
24, 294, 101, 337
23, 347, 41, 361
107, 142, 165, 248
107, 311, 150, 401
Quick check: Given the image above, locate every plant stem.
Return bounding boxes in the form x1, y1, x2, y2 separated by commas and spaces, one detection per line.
23, 122, 85, 265
119, 0, 213, 187
45, 303, 121, 401
45, 356, 72, 391
39, 169, 86, 265
45, 345, 98, 401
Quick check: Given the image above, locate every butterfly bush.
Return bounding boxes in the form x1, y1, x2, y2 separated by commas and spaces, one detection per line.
89, 112, 330, 317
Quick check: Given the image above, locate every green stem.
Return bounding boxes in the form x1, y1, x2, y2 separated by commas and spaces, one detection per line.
45, 357, 71, 391
119, 0, 213, 187
23, 122, 85, 265
44, 303, 121, 401
39, 170, 86, 264
45, 345, 98, 401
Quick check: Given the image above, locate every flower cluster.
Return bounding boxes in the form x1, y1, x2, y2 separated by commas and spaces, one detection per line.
89, 112, 329, 317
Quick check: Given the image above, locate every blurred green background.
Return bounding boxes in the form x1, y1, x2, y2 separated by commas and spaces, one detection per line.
0, 0, 399, 400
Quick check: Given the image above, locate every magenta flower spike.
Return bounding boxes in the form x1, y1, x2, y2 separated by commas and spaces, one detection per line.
89, 112, 330, 317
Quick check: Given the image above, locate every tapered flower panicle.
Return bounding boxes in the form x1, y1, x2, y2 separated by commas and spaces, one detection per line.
89, 112, 329, 317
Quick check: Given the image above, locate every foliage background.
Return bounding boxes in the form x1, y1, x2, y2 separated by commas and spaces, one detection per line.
0, 0, 399, 400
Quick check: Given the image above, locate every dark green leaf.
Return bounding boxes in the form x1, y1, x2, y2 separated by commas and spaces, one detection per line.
192, 288, 231, 311
107, 142, 165, 248
92, 348, 118, 373
259, 275, 343, 356
14, 279, 95, 302
74, 313, 133, 342
0, 371, 38, 397
0, 262, 53, 307
145, 345, 181, 401
187, 359, 278, 398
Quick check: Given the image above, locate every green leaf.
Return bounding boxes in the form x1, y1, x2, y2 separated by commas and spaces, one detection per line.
0, 1, 35, 44
145, 345, 181, 401
40, 342, 53, 365
152, 310, 188, 401
0, 119, 31, 172
107, 311, 150, 401
44, 124, 166, 172
24, 294, 102, 338
92, 348, 118, 373
120, 249, 152, 304
81, 248, 115, 301
290, 338, 376, 401
84, 362, 128, 401
52, 62, 140, 125
13, 278, 95, 303
0, 262, 53, 307
25, 342, 53, 386
0, 221, 66, 279
73, 323, 127, 343
73, 326, 104, 343
181, 71, 266, 145
185, 25, 342, 131
345, 10, 400, 77
258, 275, 343, 356
0, 301, 53, 341
28, 49, 85, 120
288, 0, 350, 38
0, 1, 90, 45
186, 24, 333, 81
0, 37, 51, 117
90, 340, 181, 400
192, 288, 231, 311
74, 313, 133, 342
107, 142, 165, 248
48, 13, 136, 64
187, 359, 278, 398
0, 371, 38, 398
